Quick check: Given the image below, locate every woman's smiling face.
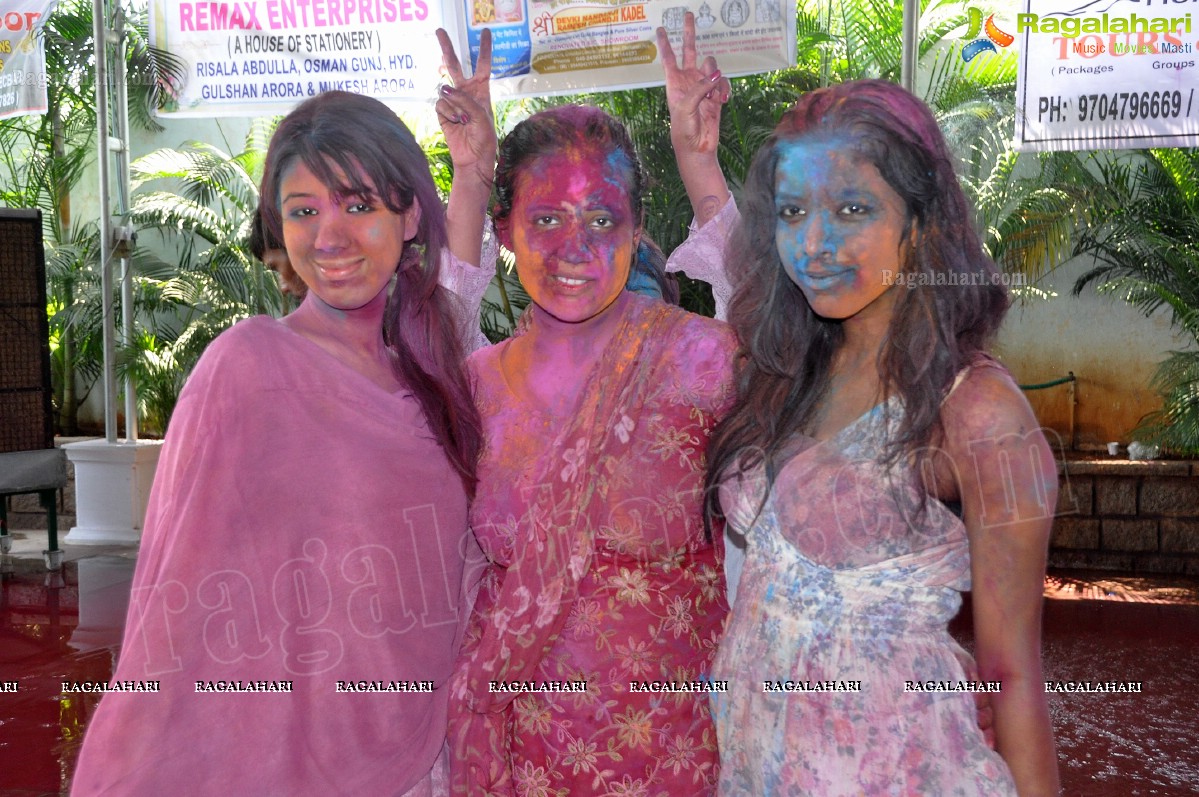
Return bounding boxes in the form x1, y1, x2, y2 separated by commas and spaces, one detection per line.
774, 137, 909, 324
279, 159, 418, 314
499, 143, 639, 326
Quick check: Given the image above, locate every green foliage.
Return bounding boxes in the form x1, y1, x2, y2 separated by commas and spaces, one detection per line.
124, 121, 285, 432
1072, 149, 1199, 454
477, 248, 529, 344
0, 0, 184, 433
43, 225, 104, 426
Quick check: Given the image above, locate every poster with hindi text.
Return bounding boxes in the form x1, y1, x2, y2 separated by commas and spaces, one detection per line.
0, 1, 58, 120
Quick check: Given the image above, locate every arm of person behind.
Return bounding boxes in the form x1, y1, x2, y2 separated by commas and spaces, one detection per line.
945, 366, 1061, 796
657, 12, 730, 225
657, 13, 737, 319
438, 28, 495, 269
436, 28, 497, 351
438, 233, 497, 353
663, 194, 738, 321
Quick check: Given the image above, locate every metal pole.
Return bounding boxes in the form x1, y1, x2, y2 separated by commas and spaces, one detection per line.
113, 7, 137, 442
92, 0, 117, 443
1068, 371, 1077, 452
901, 0, 919, 93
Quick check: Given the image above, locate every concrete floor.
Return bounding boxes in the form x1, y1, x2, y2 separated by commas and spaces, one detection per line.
2, 531, 1197, 796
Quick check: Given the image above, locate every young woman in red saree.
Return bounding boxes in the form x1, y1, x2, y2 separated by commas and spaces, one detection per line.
446, 102, 736, 796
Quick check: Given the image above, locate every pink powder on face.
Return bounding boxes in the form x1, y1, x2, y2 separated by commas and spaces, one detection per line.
504, 142, 639, 326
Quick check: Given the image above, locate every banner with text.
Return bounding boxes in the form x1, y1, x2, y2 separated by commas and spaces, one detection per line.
464, 0, 795, 99
0, 1, 57, 120
1015, 0, 1199, 151
149, 0, 795, 116
150, 1, 443, 116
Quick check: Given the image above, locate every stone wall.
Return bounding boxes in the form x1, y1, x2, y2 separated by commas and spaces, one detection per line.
1051, 460, 1199, 576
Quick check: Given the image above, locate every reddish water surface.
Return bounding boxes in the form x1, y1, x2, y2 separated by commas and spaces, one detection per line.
1039, 573, 1199, 797
1, 555, 131, 797
953, 572, 1199, 797
2, 557, 1197, 796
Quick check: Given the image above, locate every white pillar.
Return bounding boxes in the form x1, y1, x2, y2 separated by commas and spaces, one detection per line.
63, 439, 162, 545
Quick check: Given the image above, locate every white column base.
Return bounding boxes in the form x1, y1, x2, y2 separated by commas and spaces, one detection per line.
63, 439, 163, 545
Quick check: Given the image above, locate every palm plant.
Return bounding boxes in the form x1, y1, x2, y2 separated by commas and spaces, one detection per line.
0, 0, 185, 433
43, 225, 104, 431
1072, 149, 1199, 454
125, 120, 284, 430
800, 0, 903, 82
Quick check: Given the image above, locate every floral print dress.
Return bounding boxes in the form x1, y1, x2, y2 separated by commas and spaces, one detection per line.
451, 294, 736, 796
711, 381, 1019, 796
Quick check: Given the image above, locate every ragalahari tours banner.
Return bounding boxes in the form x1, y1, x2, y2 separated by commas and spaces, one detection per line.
0, 1, 57, 120
149, 0, 796, 116
1014, 0, 1199, 151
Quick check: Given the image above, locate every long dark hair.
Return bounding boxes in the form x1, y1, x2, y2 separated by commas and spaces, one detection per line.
705, 79, 1008, 522
493, 104, 672, 299
260, 90, 482, 495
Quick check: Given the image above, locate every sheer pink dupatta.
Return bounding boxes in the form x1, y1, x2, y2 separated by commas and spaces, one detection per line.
449, 300, 679, 795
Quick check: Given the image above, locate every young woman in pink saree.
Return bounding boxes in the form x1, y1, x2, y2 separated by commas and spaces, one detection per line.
71, 85, 495, 797
445, 103, 736, 796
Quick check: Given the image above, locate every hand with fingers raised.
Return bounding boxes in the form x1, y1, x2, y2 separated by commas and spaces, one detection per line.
657, 12, 729, 158
656, 11, 731, 225
436, 28, 497, 267
436, 27, 497, 189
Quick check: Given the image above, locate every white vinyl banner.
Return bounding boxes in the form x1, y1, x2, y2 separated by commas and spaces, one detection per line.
0, 1, 58, 120
150, 1, 447, 116
149, 0, 795, 116
1014, 0, 1199, 151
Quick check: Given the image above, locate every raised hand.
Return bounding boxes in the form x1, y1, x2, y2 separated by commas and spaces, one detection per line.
656, 12, 731, 225
657, 11, 729, 159
436, 28, 497, 187
436, 28, 496, 267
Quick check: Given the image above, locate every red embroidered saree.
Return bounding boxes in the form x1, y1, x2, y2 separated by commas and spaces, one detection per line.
450, 294, 736, 795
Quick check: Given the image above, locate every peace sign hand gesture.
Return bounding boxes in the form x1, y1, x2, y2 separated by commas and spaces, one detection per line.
436, 27, 497, 188
656, 12, 731, 225
657, 12, 730, 160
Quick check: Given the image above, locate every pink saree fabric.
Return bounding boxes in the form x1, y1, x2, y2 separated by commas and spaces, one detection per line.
449, 294, 736, 796
661, 197, 746, 602
71, 317, 476, 796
